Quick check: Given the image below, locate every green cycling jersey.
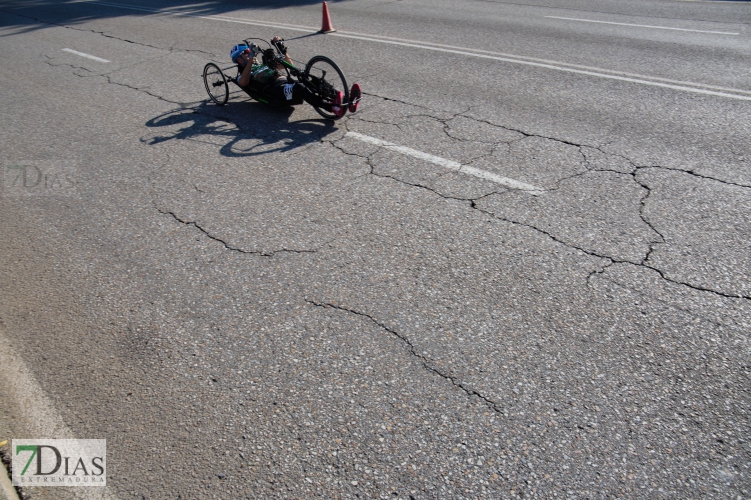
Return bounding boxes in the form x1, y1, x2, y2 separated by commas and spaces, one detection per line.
249, 63, 286, 87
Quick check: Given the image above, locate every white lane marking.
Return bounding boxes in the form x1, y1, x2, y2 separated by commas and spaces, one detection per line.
545, 16, 740, 36
331, 34, 751, 101
86, 1, 751, 101
0, 454, 20, 500
0, 334, 121, 499
331, 31, 751, 97
61, 48, 111, 62
346, 132, 545, 195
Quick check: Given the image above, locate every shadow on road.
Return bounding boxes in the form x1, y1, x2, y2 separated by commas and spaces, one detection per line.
0, 0, 346, 36
143, 101, 337, 157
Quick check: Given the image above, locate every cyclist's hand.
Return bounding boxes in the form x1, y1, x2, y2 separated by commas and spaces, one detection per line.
271, 36, 287, 54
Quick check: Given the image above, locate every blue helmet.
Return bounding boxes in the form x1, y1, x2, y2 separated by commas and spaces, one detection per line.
230, 44, 249, 63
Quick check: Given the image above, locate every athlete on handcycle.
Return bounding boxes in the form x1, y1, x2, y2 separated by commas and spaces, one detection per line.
230, 36, 361, 118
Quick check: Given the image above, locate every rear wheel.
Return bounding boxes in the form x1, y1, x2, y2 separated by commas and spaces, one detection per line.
203, 63, 229, 106
303, 56, 348, 120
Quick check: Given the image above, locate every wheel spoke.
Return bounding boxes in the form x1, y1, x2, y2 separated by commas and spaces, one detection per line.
304, 56, 348, 120
203, 63, 229, 105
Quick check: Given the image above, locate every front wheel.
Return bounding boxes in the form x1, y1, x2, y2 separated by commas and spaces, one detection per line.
203, 63, 229, 106
303, 56, 349, 120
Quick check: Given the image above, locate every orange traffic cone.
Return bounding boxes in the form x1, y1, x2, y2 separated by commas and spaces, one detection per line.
320, 1, 336, 33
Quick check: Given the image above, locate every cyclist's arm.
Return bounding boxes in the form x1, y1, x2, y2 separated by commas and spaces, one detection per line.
271, 36, 293, 66
239, 59, 254, 87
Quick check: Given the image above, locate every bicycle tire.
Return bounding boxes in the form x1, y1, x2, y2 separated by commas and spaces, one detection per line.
303, 56, 349, 120
203, 63, 229, 106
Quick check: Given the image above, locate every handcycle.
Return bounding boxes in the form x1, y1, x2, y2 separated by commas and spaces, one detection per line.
202, 37, 358, 120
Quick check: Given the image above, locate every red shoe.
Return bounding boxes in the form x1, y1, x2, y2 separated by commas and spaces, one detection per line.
330, 90, 345, 117
348, 83, 361, 113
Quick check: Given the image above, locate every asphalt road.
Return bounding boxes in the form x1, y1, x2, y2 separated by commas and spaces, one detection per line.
0, 0, 749, 498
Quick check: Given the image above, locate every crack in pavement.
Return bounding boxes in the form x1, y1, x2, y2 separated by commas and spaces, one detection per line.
632, 168, 667, 266
549, 164, 668, 267
326, 131, 504, 203
590, 264, 748, 331
155, 204, 318, 257
41, 57, 199, 107
330, 112, 750, 302
365, 94, 750, 191
100, 73, 195, 105
474, 203, 750, 301
472, 177, 751, 300
642, 164, 750, 190
306, 300, 506, 416
469, 113, 751, 191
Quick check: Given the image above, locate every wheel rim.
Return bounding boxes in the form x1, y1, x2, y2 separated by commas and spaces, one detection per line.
305, 57, 348, 119
203, 64, 228, 105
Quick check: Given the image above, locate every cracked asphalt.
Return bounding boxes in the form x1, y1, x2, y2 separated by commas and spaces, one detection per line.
0, 0, 749, 498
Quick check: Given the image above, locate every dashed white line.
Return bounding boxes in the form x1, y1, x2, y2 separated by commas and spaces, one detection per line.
61, 48, 111, 63
545, 16, 740, 35
86, 1, 751, 101
346, 132, 545, 195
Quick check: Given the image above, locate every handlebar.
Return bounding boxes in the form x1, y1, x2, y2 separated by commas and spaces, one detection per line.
272, 39, 287, 53
241, 37, 286, 56
240, 37, 297, 74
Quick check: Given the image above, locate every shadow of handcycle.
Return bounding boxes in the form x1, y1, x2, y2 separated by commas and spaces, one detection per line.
142, 100, 337, 157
